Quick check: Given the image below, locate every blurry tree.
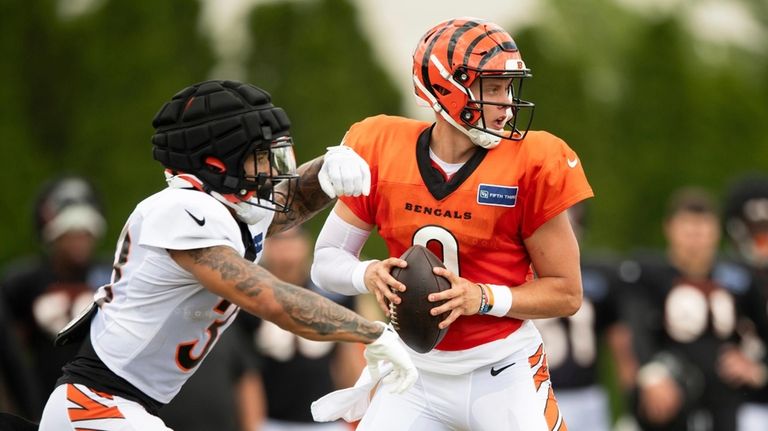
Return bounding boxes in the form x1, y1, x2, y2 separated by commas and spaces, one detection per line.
1, 0, 766, 264
244, 0, 401, 252
518, 1, 768, 251
0, 0, 213, 263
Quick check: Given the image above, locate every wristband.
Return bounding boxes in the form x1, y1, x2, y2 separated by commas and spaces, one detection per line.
477, 284, 490, 314
485, 284, 513, 317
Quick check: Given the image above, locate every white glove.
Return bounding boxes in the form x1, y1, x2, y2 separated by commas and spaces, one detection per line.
318, 145, 371, 198
364, 322, 418, 394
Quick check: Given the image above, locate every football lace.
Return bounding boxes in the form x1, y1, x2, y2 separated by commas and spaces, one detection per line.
388, 301, 399, 330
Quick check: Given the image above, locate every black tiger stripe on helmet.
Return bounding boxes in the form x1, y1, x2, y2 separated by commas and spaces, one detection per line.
412, 17, 534, 148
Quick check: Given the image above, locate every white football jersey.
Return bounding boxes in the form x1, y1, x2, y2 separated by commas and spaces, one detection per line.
90, 188, 273, 403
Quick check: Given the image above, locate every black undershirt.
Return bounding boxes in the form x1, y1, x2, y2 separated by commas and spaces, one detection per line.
57, 334, 164, 415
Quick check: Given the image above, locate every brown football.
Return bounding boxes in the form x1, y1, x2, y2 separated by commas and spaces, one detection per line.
388, 245, 451, 353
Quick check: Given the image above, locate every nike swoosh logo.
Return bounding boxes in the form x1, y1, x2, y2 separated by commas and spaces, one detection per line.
185, 209, 206, 226
567, 157, 579, 168
490, 362, 515, 376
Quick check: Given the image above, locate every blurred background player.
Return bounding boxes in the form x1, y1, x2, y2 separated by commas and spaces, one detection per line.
0, 294, 42, 422
239, 226, 365, 431
721, 174, 768, 431
0, 175, 110, 418
620, 187, 768, 431
534, 202, 637, 431
311, 17, 592, 430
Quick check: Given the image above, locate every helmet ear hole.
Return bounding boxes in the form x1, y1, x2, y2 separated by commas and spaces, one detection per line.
204, 157, 226, 174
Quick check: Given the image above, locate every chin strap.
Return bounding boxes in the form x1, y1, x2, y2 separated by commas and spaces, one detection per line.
466, 127, 503, 149
164, 171, 273, 225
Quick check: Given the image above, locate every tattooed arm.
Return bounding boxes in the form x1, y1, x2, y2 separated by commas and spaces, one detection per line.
169, 245, 381, 343
269, 156, 331, 236
269, 144, 371, 235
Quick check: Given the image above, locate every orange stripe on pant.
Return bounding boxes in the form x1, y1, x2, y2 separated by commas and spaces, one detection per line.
544, 386, 567, 431
66, 384, 125, 422
528, 344, 544, 368
528, 344, 566, 430
528, 343, 551, 391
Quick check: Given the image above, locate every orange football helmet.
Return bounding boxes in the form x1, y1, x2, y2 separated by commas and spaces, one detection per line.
413, 17, 534, 148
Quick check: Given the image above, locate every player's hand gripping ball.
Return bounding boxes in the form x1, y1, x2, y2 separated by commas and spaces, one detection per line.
388, 245, 450, 353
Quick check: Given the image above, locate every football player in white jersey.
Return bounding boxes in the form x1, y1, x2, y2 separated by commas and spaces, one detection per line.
37, 80, 416, 431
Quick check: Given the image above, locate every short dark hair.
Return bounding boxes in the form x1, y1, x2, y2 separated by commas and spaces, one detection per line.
665, 187, 717, 220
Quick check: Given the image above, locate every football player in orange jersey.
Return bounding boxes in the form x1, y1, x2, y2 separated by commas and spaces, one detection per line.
310, 17, 593, 431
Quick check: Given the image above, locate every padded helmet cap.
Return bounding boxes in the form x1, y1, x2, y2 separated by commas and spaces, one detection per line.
151, 80, 292, 195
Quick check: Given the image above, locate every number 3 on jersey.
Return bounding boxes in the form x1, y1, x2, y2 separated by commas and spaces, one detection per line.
175, 299, 236, 372
412, 225, 460, 275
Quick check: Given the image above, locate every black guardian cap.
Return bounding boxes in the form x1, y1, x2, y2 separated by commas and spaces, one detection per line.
151, 80, 298, 210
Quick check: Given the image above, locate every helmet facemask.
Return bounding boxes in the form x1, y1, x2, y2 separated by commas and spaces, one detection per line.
240, 136, 299, 213
457, 66, 534, 146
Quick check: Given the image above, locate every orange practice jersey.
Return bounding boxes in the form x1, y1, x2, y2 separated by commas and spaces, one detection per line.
340, 115, 594, 351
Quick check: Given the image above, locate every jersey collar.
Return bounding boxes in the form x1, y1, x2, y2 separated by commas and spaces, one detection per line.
416, 124, 487, 200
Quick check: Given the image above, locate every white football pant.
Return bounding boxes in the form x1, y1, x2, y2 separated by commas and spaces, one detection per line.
39, 384, 172, 431
357, 341, 566, 431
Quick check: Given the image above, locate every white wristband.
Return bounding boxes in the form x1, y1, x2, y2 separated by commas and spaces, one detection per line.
486, 284, 513, 317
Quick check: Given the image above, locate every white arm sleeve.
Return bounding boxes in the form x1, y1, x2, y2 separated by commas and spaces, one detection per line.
311, 210, 377, 295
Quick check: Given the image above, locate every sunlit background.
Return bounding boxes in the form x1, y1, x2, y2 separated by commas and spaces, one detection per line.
1, 0, 766, 262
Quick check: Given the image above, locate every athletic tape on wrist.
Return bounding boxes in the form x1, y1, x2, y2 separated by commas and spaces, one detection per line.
485, 284, 512, 317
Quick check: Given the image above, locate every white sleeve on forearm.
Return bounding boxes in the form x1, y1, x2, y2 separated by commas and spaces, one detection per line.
311, 210, 377, 295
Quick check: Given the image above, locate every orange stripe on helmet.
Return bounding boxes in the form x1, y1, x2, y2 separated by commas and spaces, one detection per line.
462, 29, 507, 65
414, 18, 525, 98
446, 20, 483, 69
